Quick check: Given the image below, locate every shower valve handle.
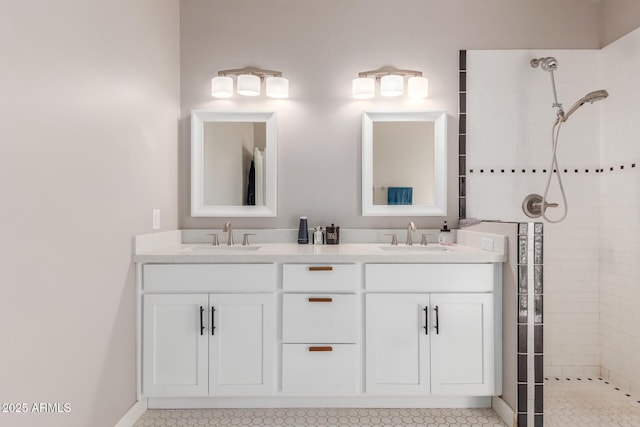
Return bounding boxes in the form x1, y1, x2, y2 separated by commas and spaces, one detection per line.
522, 194, 558, 218
534, 200, 558, 208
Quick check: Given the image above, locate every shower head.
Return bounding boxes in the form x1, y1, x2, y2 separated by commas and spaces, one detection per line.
531, 57, 558, 71
562, 89, 609, 122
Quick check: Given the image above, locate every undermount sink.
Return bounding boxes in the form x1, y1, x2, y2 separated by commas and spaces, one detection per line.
380, 245, 450, 252
182, 245, 261, 252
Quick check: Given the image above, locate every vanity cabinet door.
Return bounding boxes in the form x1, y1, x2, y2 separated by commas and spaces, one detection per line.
365, 294, 430, 395
143, 294, 209, 397
209, 294, 274, 395
429, 293, 494, 396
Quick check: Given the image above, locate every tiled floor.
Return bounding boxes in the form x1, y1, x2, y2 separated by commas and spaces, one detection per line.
545, 377, 640, 426
133, 407, 507, 426
134, 378, 640, 426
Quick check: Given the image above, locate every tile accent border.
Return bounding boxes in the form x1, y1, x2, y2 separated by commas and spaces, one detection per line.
466, 163, 638, 175
459, 50, 467, 219
517, 222, 544, 427
545, 377, 640, 404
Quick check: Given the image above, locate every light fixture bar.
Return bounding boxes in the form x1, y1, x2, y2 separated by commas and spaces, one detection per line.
353, 66, 428, 99
358, 66, 423, 80
212, 66, 289, 99
218, 66, 283, 80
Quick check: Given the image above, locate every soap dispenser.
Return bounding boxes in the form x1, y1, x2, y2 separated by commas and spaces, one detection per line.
438, 221, 453, 245
297, 216, 309, 244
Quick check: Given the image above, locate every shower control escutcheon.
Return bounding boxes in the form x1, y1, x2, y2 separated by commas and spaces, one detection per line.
522, 194, 559, 218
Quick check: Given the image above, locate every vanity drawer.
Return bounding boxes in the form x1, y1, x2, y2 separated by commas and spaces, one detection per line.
282, 294, 358, 343
282, 264, 361, 292
365, 263, 494, 292
281, 344, 359, 394
143, 264, 276, 292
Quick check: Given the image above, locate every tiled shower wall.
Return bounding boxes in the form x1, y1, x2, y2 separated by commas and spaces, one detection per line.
467, 26, 640, 393
600, 28, 640, 394
466, 49, 602, 379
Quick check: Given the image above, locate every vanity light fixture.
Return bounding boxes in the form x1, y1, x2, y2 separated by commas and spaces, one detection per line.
211, 67, 289, 99
353, 66, 428, 99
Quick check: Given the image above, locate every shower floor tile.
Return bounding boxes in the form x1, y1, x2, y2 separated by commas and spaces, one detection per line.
133, 407, 507, 426
546, 377, 640, 426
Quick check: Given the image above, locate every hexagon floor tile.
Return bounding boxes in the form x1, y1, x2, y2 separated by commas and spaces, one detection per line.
133, 407, 507, 426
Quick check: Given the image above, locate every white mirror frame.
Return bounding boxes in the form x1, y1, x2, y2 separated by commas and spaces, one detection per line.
191, 111, 277, 217
362, 111, 447, 216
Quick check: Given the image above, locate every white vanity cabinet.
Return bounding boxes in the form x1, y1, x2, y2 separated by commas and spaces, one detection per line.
141, 264, 275, 398
365, 264, 499, 397
134, 238, 506, 408
281, 264, 361, 395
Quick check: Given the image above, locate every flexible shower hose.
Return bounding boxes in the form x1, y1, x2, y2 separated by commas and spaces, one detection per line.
541, 119, 569, 223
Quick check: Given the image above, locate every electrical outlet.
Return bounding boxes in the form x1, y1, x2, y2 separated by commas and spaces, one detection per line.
152, 209, 160, 230
481, 237, 494, 252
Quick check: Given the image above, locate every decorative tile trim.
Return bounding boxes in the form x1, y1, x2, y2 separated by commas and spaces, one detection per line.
517, 222, 529, 427
466, 162, 638, 175
545, 377, 640, 403
533, 223, 544, 423
458, 50, 467, 219
516, 222, 544, 427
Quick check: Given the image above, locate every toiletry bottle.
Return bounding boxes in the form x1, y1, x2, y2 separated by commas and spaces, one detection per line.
325, 224, 340, 245
297, 216, 309, 244
438, 221, 453, 245
313, 226, 324, 245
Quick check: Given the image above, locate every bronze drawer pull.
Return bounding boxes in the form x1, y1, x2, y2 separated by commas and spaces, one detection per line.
308, 297, 333, 303
308, 346, 333, 352
308, 266, 333, 271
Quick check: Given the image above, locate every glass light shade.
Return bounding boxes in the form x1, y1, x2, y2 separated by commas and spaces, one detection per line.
266, 76, 289, 98
380, 74, 404, 96
352, 78, 375, 99
211, 76, 233, 98
408, 76, 429, 99
237, 74, 261, 96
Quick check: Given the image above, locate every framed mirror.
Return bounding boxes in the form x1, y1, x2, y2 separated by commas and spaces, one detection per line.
191, 111, 277, 217
362, 111, 447, 216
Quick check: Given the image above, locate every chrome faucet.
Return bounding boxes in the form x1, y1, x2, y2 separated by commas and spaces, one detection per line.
222, 222, 234, 246
406, 221, 416, 246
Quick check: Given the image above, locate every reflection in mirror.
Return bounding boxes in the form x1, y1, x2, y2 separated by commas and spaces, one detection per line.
203, 122, 266, 206
372, 121, 435, 205
191, 111, 277, 217
362, 111, 447, 216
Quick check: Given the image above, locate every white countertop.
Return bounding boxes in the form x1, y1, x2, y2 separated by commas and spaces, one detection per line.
133, 242, 506, 264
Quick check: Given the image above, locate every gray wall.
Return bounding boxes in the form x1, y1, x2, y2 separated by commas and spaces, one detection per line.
180, 0, 602, 231
602, 0, 640, 46
0, 1, 179, 426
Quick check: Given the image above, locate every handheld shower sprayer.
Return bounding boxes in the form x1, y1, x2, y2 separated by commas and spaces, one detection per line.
523, 57, 609, 223
562, 89, 609, 122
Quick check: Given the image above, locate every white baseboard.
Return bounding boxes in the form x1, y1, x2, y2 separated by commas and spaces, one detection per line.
114, 399, 148, 427
491, 396, 515, 427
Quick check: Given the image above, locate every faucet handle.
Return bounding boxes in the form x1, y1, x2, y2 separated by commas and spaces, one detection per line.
384, 233, 398, 246
242, 233, 256, 246
420, 234, 428, 246
206, 233, 219, 246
